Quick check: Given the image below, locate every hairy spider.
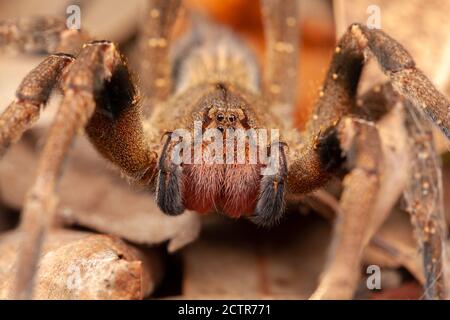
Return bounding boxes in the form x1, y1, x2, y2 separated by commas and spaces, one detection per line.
0, 0, 449, 300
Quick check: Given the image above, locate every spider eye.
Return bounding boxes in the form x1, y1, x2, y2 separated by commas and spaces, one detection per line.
228, 114, 236, 123
216, 113, 225, 122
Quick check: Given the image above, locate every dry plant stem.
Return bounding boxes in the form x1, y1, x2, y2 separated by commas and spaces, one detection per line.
139, 0, 181, 111
311, 118, 382, 299
261, 0, 299, 113
0, 54, 74, 157
11, 42, 126, 299
403, 105, 448, 300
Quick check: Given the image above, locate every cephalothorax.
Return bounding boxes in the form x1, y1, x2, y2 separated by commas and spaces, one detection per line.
1, 0, 449, 300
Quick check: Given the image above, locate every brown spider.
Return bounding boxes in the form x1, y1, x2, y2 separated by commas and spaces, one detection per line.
0, 0, 449, 300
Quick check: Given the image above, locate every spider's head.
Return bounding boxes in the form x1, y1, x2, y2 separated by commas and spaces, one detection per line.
156, 83, 287, 227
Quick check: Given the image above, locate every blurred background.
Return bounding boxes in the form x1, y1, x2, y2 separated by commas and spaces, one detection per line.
0, 0, 449, 299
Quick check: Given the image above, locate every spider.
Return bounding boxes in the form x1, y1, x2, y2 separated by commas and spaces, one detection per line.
0, 0, 449, 300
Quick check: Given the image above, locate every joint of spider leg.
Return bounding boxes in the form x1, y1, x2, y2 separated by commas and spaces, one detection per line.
316, 127, 347, 173
93, 63, 136, 120
13, 93, 44, 108
349, 23, 368, 48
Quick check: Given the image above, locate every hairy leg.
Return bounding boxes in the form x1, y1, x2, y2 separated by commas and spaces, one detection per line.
0, 53, 74, 157
0, 17, 88, 158
359, 83, 448, 299
288, 23, 450, 194
10, 41, 157, 299
311, 117, 382, 299
348, 24, 450, 138
310, 94, 410, 299
261, 0, 299, 115
138, 0, 181, 113
287, 22, 448, 296
403, 104, 448, 299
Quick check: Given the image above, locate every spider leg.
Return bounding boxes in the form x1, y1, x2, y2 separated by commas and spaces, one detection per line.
346, 24, 450, 138
310, 91, 411, 299
0, 53, 74, 157
403, 104, 448, 300
10, 41, 157, 299
288, 22, 450, 194
359, 83, 448, 299
261, 0, 299, 115
294, 23, 449, 299
138, 0, 181, 112
0, 17, 89, 55
286, 21, 448, 296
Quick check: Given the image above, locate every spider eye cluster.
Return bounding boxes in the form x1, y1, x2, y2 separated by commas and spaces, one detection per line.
213, 111, 239, 126
215, 112, 237, 124
207, 106, 246, 132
